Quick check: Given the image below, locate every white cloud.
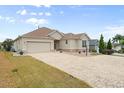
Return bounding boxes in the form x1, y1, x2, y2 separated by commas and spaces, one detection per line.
45, 12, 51, 16
16, 9, 52, 16
38, 12, 43, 16
8, 19, 15, 23
0, 16, 16, 24
5, 17, 15, 23
30, 12, 37, 15
60, 11, 64, 15
44, 5, 51, 8
16, 9, 27, 15
87, 25, 124, 42
26, 18, 48, 26
5, 17, 11, 21
33, 5, 42, 8
0, 16, 3, 19
20, 9, 27, 15
100, 25, 124, 41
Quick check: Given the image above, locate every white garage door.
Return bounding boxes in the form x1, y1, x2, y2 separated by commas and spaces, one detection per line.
27, 41, 51, 53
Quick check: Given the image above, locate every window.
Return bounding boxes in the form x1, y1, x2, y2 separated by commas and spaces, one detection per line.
65, 40, 68, 44
82, 40, 86, 47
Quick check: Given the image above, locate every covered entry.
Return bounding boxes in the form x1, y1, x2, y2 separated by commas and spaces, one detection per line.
54, 40, 60, 50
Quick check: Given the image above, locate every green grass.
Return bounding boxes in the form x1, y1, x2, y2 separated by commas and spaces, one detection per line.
4, 52, 91, 88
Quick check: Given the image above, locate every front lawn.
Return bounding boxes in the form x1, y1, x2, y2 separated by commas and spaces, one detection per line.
0, 52, 91, 88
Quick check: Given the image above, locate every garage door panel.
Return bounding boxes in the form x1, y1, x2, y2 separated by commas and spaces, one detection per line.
27, 42, 51, 53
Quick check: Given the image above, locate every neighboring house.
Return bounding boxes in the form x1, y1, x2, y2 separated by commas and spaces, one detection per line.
14, 27, 90, 53
89, 39, 99, 53
0, 42, 3, 50
112, 43, 124, 51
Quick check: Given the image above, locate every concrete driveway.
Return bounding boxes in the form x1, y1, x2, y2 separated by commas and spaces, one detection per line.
29, 52, 124, 88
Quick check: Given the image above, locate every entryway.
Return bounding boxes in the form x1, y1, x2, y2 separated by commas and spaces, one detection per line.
54, 40, 60, 51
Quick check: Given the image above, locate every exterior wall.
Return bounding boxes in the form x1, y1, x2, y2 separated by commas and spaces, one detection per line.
59, 40, 70, 49
49, 31, 62, 40
59, 39, 89, 52
69, 40, 78, 49
14, 37, 54, 53
14, 38, 23, 51
77, 40, 89, 51
113, 45, 122, 51
78, 35, 90, 51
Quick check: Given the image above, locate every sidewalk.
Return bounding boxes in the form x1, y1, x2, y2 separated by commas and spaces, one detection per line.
112, 53, 124, 57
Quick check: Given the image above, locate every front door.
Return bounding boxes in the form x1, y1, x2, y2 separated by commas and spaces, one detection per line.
54, 43, 56, 50
54, 40, 59, 50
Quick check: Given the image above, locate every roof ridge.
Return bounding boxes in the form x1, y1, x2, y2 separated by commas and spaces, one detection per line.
21, 27, 54, 37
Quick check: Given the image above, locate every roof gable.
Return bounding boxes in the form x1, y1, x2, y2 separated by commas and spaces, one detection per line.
48, 31, 63, 40
80, 33, 90, 40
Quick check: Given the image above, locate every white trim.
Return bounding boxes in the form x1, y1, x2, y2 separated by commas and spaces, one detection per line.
48, 30, 64, 37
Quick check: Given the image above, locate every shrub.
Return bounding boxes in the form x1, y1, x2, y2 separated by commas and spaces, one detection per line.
122, 49, 124, 53
118, 49, 124, 53
83, 50, 85, 53
11, 48, 16, 52
100, 49, 106, 54
92, 49, 97, 52
2, 39, 13, 51
103, 49, 114, 55
78, 51, 81, 54
60, 50, 63, 53
19, 51, 24, 55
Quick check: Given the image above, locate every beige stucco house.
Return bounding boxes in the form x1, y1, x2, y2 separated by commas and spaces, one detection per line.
14, 27, 90, 53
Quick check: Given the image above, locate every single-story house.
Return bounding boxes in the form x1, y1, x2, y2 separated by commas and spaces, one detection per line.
14, 27, 91, 53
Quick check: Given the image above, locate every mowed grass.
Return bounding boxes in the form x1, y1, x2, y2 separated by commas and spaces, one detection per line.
1, 52, 91, 88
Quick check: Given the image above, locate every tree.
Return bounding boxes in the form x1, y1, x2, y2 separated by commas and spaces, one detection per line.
112, 34, 124, 43
120, 40, 124, 45
104, 42, 107, 49
107, 39, 112, 50
2, 39, 13, 51
0, 42, 1, 50
99, 34, 105, 53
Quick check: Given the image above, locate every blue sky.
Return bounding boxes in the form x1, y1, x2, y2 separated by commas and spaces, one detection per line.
0, 5, 124, 42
